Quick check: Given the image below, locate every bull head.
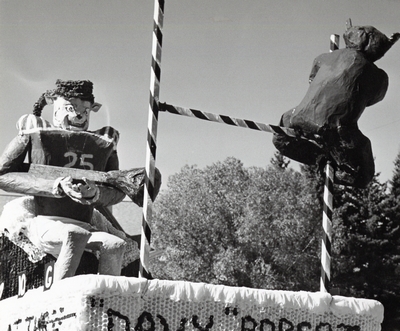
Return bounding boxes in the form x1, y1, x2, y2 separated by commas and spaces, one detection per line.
343, 19, 399, 62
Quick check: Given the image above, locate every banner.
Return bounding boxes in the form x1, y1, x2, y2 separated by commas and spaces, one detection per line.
0, 275, 383, 331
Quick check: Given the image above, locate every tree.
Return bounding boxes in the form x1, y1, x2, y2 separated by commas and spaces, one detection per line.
332, 175, 390, 292
331, 171, 400, 328
149, 154, 399, 329
238, 165, 321, 290
390, 151, 400, 197
150, 157, 322, 291
270, 151, 290, 170
297, 154, 399, 329
379, 152, 400, 328
150, 158, 251, 285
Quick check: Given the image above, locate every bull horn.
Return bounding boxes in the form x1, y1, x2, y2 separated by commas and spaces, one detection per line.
389, 32, 400, 44
346, 18, 352, 30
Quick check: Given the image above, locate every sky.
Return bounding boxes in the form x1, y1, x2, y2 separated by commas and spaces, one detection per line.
1, 0, 400, 195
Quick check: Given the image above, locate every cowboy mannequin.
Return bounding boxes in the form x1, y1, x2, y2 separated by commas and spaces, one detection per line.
0, 80, 127, 281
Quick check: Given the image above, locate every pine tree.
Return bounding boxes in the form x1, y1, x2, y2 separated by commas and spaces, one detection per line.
270, 151, 290, 170
332, 174, 399, 302
390, 151, 400, 197
378, 151, 400, 327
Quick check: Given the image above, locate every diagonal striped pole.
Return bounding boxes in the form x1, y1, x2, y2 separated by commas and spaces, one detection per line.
140, 0, 165, 279
320, 34, 339, 292
159, 103, 323, 148
160, 103, 298, 136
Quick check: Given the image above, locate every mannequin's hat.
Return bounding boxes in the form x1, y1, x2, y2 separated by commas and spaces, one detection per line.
45, 79, 94, 103
33, 79, 95, 116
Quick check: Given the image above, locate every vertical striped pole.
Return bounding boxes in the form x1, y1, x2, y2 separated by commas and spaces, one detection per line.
320, 34, 339, 292
140, 0, 165, 279
320, 161, 334, 292
330, 34, 339, 52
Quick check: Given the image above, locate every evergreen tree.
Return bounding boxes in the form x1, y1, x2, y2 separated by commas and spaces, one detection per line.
390, 151, 400, 197
378, 152, 400, 327
300, 163, 324, 207
332, 173, 399, 311
270, 151, 290, 170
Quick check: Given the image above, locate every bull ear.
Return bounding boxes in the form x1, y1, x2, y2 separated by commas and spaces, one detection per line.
91, 102, 102, 112
346, 18, 352, 30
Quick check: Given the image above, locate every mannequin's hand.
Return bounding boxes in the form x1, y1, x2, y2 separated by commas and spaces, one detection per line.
59, 176, 99, 204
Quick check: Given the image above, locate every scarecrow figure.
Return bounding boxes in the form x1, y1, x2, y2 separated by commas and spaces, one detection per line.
273, 23, 399, 187
0, 80, 129, 281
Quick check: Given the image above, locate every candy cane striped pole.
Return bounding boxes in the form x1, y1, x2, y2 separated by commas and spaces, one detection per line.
159, 103, 322, 143
140, 0, 165, 279
320, 161, 334, 292
320, 34, 339, 292
330, 34, 339, 52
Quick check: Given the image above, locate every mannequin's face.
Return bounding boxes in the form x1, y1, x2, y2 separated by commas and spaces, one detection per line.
53, 97, 100, 131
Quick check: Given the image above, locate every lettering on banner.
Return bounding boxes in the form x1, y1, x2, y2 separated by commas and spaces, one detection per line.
192, 315, 214, 331
0, 282, 4, 300
38, 312, 49, 330
7, 308, 76, 331
224, 307, 239, 316
25, 316, 35, 331
316, 322, 335, 331
6, 297, 364, 331
177, 318, 188, 331
6, 261, 53, 297
108, 308, 131, 331
17, 272, 27, 298
279, 318, 294, 331
91, 296, 105, 308
260, 318, 276, 331
157, 314, 169, 331
297, 321, 312, 331
242, 315, 258, 331
133, 311, 170, 331
44, 261, 55, 291
99, 303, 362, 331
43, 311, 76, 330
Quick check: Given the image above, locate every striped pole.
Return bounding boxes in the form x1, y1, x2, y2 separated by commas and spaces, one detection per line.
330, 34, 340, 52
320, 34, 339, 292
320, 161, 334, 292
140, 0, 165, 279
159, 103, 323, 146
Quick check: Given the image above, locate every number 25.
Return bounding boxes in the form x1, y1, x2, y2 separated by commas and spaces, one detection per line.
64, 152, 94, 170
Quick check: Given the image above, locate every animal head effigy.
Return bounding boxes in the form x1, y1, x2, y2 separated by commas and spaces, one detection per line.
343, 20, 399, 62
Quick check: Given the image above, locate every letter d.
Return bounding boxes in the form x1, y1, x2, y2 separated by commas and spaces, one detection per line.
18, 272, 27, 298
